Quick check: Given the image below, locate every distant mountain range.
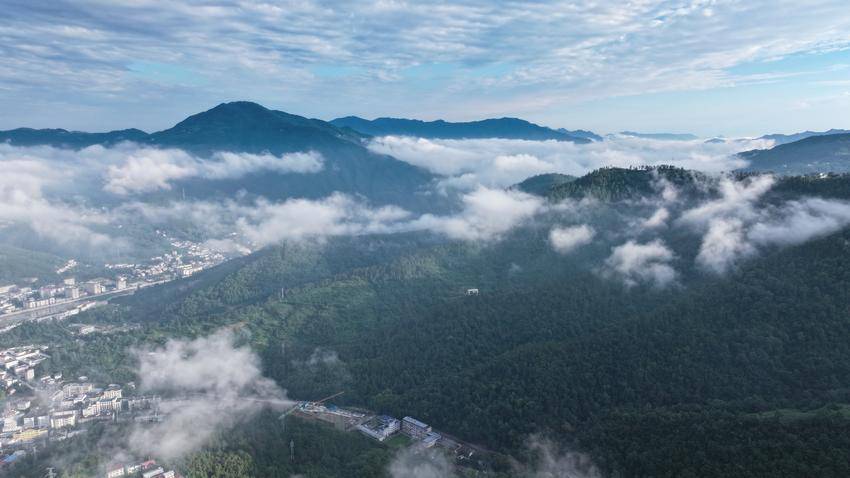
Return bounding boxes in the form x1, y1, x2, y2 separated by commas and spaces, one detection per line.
557, 128, 603, 142
759, 129, 850, 146
0, 102, 436, 209
330, 116, 591, 143
740, 133, 850, 175
618, 131, 700, 141
0, 127, 148, 148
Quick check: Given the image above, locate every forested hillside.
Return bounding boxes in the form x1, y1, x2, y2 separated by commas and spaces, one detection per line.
6, 168, 850, 477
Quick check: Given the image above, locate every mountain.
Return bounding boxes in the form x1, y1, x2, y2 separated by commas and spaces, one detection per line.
148, 101, 367, 154
557, 128, 602, 141
546, 165, 704, 202
513, 173, 576, 196
759, 128, 850, 146
0, 127, 149, 148
740, 133, 850, 174
9, 167, 850, 477
618, 131, 699, 141
330, 116, 591, 142
1, 102, 437, 209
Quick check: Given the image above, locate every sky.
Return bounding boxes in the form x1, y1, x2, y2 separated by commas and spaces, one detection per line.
2, 0, 850, 137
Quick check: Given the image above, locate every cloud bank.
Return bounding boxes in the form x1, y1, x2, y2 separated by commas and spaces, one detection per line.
104, 147, 323, 195
129, 330, 291, 461
0, 145, 111, 249
368, 135, 768, 191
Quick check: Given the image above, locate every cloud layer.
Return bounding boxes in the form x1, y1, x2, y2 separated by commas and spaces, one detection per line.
129, 330, 291, 461
104, 147, 323, 195
368, 135, 767, 191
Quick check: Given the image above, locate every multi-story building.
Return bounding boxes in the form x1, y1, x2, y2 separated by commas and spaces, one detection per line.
401, 416, 432, 440
357, 415, 400, 441
63, 382, 93, 398
50, 410, 78, 428
83, 281, 104, 295
102, 385, 123, 399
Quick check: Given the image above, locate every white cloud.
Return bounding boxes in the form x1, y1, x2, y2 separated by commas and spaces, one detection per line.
104, 147, 323, 195
236, 193, 410, 246
409, 187, 544, 241
129, 330, 292, 461
681, 175, 850, 273
104, 148, 197, 195
522, 437, 602, 478
549, 224, 595, 254
0, 146, 111, 249
695, 217, 756, 274
388, 448, 455, 478
369, 135, 766, 191
604, 239, 677, 287
3, 1, 850, 132
642, 207, 670, 228
748, 197, 850, 247
126, 186, 544, 249
679, 174, 776, 227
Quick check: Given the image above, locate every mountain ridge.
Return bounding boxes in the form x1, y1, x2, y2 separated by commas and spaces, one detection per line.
330, 115, 591, 142
740, 132, 850, 175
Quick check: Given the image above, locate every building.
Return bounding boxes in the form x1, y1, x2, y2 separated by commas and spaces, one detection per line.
63, 382, 93, 398
2, 412, 21, 433
106, 465, 126, 478
66, 286, 80, 299
36, 416, 49, 428
466, 288, 480, 296
115, 277, 127, 290
103, 385, 123, 399
96, 396, 122, 414
50, 410, 78, 428
83, 281, 104, 295
401, 416, 432, 440
422, 431, 442, 448
357, 415, 400, 441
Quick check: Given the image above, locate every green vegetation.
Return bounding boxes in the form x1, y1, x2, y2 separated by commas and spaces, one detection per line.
7, 169, 850, 477
0, 244, 63, 283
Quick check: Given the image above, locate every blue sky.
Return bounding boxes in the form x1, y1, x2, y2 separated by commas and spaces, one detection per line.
1, 0, 849, 137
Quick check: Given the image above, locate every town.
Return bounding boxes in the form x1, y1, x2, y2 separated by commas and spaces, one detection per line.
0, 344, 178, 477
0, 234, 230, 325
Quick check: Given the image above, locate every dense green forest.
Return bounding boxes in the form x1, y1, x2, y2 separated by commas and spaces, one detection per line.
5, 169, 850, 477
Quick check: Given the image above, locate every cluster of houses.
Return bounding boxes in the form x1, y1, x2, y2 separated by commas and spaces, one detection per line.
0, 345, 49, 391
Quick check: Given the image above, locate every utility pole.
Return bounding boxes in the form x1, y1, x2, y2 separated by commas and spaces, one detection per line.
290, 439, 295, 462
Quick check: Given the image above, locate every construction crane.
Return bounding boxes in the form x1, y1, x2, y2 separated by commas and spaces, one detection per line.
313, 391, 344, 405
279, 391, 344, 431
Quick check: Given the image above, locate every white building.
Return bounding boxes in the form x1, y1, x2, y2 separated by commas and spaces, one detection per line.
50, 410, 78, 428
401, 416, 432, 440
